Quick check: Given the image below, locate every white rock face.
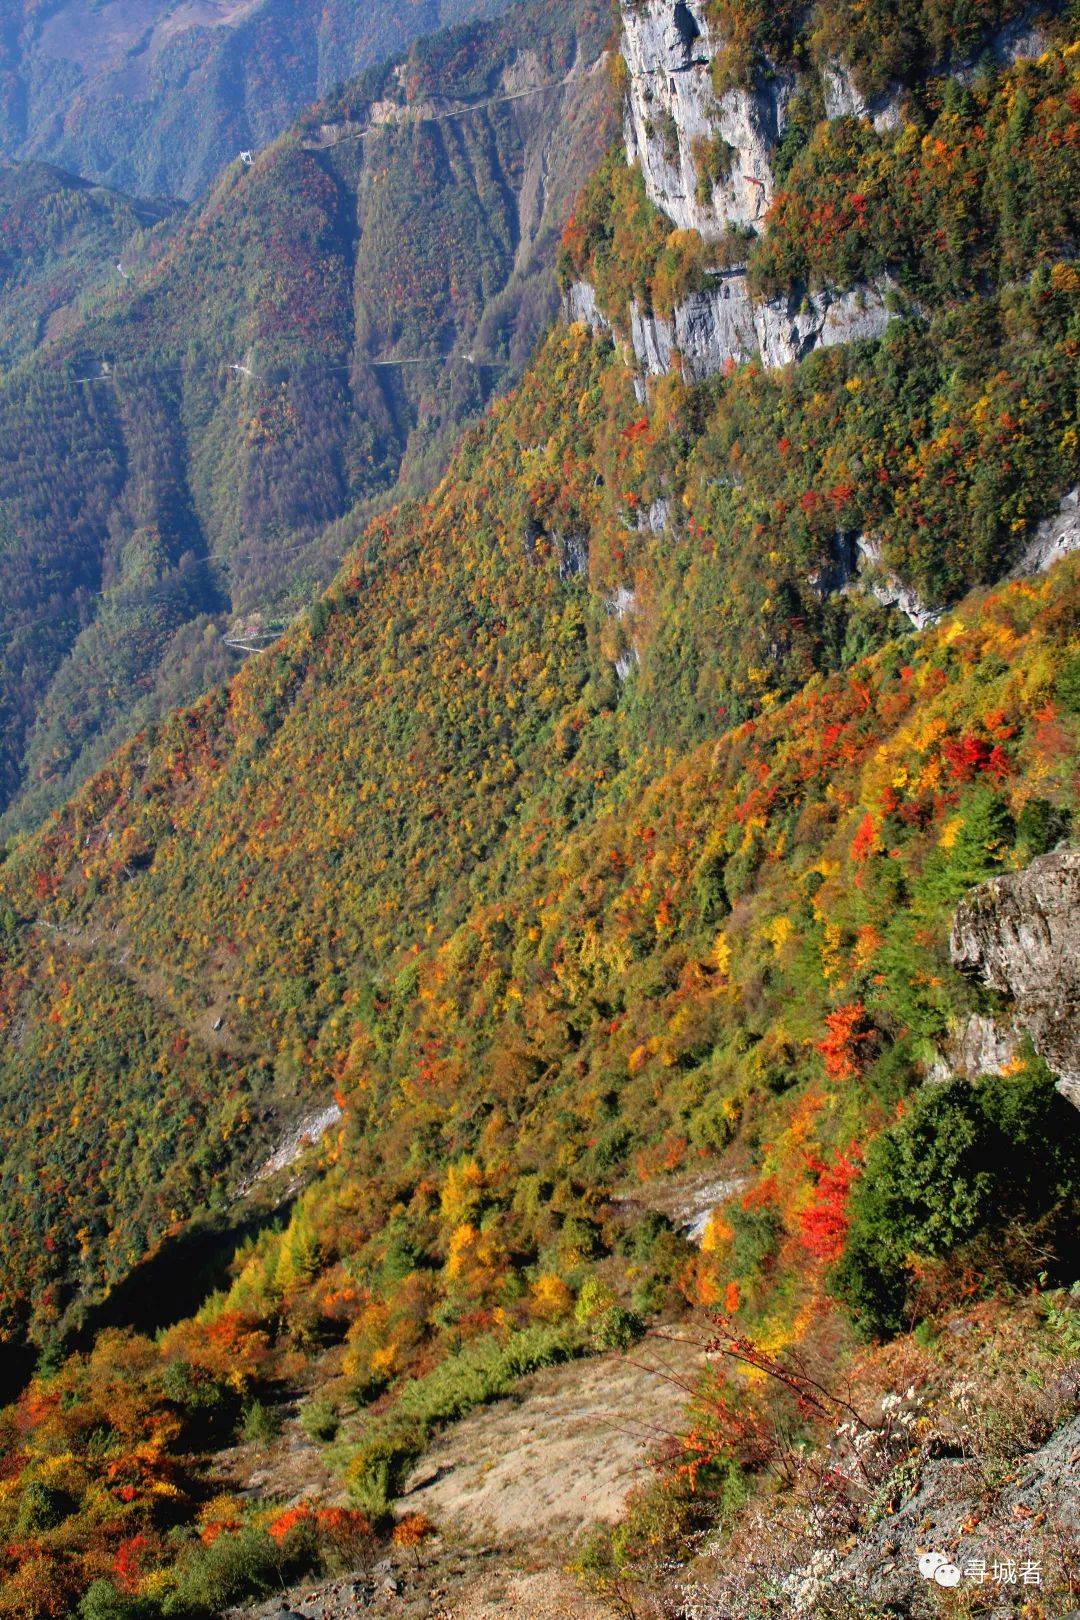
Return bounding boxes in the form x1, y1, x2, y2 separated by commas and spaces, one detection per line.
855, 533, 941, 630
620, 0, 792, 238
565, 279, 611, 333
821, 63, 903, 131
1014, 486, 1080, 576
639, 497, 670, 533
607, 584, 640, 680
628, 274, 895, 382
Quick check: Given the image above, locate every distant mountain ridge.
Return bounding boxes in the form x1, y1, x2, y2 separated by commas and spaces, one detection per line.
0, 0, 523, 200
0, 0, 614, 833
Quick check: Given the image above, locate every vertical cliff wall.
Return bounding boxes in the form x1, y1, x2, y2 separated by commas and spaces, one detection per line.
620, 0, 792, 237
572, 1, 1053, 392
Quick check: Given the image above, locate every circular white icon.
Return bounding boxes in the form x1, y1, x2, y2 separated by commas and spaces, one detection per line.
918, 1551, 947, 1579
934, 1562, 962, 1587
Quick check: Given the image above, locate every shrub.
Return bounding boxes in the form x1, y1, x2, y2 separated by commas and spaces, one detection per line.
691, 134, 736, 207
575, 1275, 618, 1324
79, 1584, 144, 1620
692, 852, 731, 926
15, 1481, 73, 1534
593, 1304, 645, 1351
160, 1525, 305, 1616
835, 1066, 1080, 1335
1058, 652, 1080, 714
238, 1398, 281, 1447
300, 1396, 340, 1443
1015, 797, 1070, 858
346, 1433, 404, 1517
728, 1203, 783, 1279
688, 1091, 740, 1152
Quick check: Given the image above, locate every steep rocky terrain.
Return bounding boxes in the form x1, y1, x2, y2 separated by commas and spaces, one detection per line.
566, 0, 1068, 387
0, 0, 524, 201
0, 0, 1076, 1616
952, 848, 1080, 1105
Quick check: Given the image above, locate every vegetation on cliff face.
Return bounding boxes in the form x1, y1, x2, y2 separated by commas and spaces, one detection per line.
0, 1, 1076, 1614
562, 37, 1080, 323
751, 42, 1080, 303
703, 0, 1065, 96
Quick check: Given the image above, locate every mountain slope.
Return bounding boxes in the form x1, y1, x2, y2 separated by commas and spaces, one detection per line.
0, 0, 1076, 1375
0, 383, 1076, 1602
0, 0, 614, 834
0, 0, 524, 201
0, 161, 175, 368
0, 0, 1076, 1615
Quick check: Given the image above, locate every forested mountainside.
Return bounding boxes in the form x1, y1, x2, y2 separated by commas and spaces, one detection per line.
0, 162, 175, 369
0, 0, 525, 201
0, 0, 613, 835
0, 0, 1077, 1614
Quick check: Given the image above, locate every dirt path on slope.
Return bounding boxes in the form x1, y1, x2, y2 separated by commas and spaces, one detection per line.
229, 1331, 713, 1619
33, 917, 249, 1056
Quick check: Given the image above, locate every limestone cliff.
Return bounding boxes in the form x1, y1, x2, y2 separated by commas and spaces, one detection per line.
1015, 485, 1080, 577
606, 0, 895, 380
575, 0, 1052, 387
951, 849, 1080, 1108
620, 0, 791, 238
628, 274, 896, 384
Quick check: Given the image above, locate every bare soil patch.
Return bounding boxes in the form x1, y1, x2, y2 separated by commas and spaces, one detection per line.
401, 1331, 708, 1541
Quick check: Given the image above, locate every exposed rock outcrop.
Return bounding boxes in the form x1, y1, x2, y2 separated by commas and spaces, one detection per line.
638, 497, 670, 533
855, 533, 942, 630
573, 275, 893, 385
951, 849, 1080, 1107
604, 1, 1053, 390
821, 63, 904, 131
611, 2, 900, 384
620, 0, 792, 238
559, 532, 590, 580
1014, 485, 1080, 577
928, 1012, 1022, 1085
625, 275, 896, 382
565, 279, 609, 332
810, 1410, 1080, 1616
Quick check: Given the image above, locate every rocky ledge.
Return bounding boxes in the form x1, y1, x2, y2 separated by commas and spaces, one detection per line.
630, 273, 896, 383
